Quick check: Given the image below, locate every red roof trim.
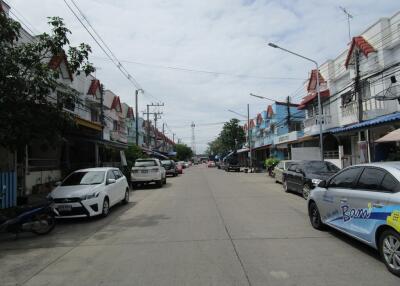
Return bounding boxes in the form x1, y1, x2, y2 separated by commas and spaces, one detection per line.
88, 79, 100, 96
266, 105, 273, 118
48, 52, 73, 81
249, 119, 255, 128
111, 96, 122, 112
307, 69, 326, 92
298, 90, 330, 110
256, 113, 262, 125
345, 36, 376, 68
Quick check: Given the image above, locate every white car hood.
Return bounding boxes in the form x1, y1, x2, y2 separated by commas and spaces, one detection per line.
51, 184, 102, 198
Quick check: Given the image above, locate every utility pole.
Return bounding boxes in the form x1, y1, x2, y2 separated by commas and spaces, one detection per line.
339, 6, 353, 43
191, 122, 196, 155
162, 123, 165, 152
135, 89, 143, 146
247, 104, 252, 170
355, 50, 362, 122
286, 96, 291, 131
143, 103, 164, 148
173, 133, 175, 144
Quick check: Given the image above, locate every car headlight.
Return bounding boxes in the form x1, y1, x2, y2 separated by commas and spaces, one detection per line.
311, 179, 322, 186
80, 193, 98, 200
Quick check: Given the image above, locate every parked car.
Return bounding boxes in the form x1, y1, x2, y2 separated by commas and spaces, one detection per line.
176, 162, 183, 174
131, 158, 166, 188
161, 159, 178, 177
274, 160, 298, 184
308, 162, 400, 277
184, 161, 190, 168
207, 161, 216, 168
283, 160, 340, 199
179, 161, 187, 169
49, 167, 130, 218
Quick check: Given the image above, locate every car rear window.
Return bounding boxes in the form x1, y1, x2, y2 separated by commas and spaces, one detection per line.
135, 160, 157, 167
381, 174, 400, 192
161, 160, 172, 165
305, 161, 339, 172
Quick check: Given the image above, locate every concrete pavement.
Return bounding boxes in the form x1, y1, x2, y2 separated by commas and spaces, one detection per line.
1, 165, 399, 285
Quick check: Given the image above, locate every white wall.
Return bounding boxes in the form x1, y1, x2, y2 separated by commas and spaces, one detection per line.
291, 147, 321, 161
25, 170, 61, 195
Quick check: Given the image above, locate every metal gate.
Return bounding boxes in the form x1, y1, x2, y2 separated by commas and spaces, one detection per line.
0, 171, 17, 209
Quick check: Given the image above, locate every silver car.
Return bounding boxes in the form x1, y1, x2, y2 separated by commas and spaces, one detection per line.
308, 162, 400, 277
274, 160, 298, 184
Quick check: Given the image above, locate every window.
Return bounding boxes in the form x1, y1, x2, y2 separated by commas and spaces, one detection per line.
356, 168, 386, 191
381, 174, 399, 193
135, 160, 157, 167
341, 90, 354, 106
288, 164, 299, 172
113, 120, 119, 131
107, 170, 116, 180
91, 109, 99, 122
276, 162, 283, 169
329, 167, 363, 189
112, 170, 121, 179
62, 171, 105, 186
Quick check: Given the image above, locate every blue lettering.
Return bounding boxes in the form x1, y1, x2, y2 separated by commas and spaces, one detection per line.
341, 205, 371, 222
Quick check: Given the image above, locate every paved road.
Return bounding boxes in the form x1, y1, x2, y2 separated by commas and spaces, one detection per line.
1, 165, 400, 286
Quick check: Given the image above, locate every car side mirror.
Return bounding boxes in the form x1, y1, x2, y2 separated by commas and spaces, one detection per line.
318, 180, 327, 188
54, 181, 62, 186
106, 178, 116, 185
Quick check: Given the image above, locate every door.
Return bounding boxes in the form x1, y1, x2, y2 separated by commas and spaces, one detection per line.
275, 162, 284, 182
113, 169, 124, 201
106, 170, 117, 205
285, 164, 298, 190
343, 167, 390, 243
322, 166, 363, 230
291, 165, 305, 194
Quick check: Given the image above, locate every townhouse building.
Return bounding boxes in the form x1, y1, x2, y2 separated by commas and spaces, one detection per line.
297, 11, 400, 167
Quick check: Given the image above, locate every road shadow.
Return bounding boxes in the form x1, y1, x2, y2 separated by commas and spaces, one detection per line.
115, 214, 170, 228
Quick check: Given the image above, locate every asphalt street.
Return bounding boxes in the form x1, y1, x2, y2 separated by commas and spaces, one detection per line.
1, 165, 400, 286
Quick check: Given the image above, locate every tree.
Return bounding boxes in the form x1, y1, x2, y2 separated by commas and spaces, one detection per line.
219, 118, 246, 151
0, 13, 94, 151
174, 144, 193, 161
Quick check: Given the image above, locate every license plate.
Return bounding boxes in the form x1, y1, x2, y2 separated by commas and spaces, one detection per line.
141, 170, 148, 174
58, 205, 72, 212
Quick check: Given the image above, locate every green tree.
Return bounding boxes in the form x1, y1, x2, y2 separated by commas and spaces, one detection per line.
0, 13, 94, 151
219, 118, 246, 151
175, 144, 193, 161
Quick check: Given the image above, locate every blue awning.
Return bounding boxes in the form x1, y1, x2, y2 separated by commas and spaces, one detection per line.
330, 112, 400, 134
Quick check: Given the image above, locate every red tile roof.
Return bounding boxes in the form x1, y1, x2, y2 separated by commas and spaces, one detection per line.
111, 96, 122, 112
345, 36, 376, 68
298, 89, 330, 110
249, 119, 255, 128
307, 69, 326, 92
48, 53, 73, 81
266, 105, 273, 118
88, 79, 100, 95
256, 113, 262, 125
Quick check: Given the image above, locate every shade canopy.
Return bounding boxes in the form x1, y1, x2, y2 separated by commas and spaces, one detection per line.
375, 128, 400, 143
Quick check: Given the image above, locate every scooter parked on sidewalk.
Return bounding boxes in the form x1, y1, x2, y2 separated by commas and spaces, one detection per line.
0, 202, 58, 237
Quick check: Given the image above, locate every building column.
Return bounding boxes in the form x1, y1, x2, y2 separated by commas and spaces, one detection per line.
95, 143, 99, 167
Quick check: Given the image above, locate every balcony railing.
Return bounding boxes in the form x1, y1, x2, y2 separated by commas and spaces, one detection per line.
110, 130, 128, 143
303, 114, 332, 128
341, 98, 386, 120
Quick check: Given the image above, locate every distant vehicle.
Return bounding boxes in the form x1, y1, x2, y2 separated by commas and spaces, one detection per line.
207, 161, 216, 168
308, 162, 400, 277
49, 167, 130, 218
176, 162, 183, 174
224, 153, 240, 172
184, 162, 190, 168
283, 160, 340, 200
131, 158, 166, 188
178, 161, 187, 169
161, 160, 178, 177
274, 160, 298, 184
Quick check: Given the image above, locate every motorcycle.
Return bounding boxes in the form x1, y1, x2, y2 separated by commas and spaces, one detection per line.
0, 202, 58, 237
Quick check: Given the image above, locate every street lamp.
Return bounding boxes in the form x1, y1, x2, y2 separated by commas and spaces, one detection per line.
135, 89, 144, 146
268, 42, 324, 161
249, 93, 275, 102
227, 106, 252, 170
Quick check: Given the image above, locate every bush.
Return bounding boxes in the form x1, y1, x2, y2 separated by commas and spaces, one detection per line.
265, 157, 280, 168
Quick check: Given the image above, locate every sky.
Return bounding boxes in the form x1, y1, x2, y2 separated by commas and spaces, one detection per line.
7, 0, 400, 153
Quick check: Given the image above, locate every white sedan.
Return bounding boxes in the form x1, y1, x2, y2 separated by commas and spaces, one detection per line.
49, 167, 130, 218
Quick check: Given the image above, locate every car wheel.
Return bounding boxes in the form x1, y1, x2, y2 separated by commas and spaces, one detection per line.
379, 229, 400, 277
131, 182, 137, 189
302, 184, 311, 200
101, 197, 110, 217
308, 201, 325, 230
122, 189, 129, 204
156, 180, 163, 188
283, 180, 289, 192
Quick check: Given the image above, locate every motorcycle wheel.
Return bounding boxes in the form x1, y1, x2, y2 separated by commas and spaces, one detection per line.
32, 213, 56, 235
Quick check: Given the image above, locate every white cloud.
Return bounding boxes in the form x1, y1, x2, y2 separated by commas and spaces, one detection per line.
9, 0, 400, 152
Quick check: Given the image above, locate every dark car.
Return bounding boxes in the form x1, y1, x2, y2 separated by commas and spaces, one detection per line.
161, 160, 178, 177
282, 160, 340, 200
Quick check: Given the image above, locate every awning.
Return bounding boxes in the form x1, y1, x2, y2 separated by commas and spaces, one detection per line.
330, 112, 400, 134
236, 148, 249, 154
375, 128, 400, 143
75, 117, 102, 131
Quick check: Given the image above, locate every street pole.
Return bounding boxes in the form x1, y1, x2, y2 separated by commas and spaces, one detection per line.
162, 123, 165, 152
248, 103, 252, 170
146, 104, 150, 148
268, 43, 324, 161
135, 90, 139, 146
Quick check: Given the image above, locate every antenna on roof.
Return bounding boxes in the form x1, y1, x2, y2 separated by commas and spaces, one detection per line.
339, 6, 353, 43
